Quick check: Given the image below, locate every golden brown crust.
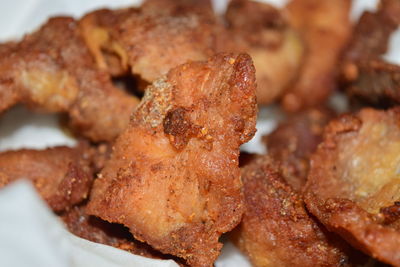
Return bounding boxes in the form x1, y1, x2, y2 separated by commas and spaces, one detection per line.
235, 155, 353, 267
281, 0, 352, 111
0, 17, 139, 141
79, 0, 220, 83
305, 107, 400, 265
224, 0, 304, 105
263, 107, 335, 191
0, 145, 93, 212
87, 53, 257, 266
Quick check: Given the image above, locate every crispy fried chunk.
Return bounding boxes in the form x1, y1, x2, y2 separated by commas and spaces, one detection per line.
341, 0, 400, 104
281, 0, 352, 111
224, 0, 304, 105
0, 145, 93, 212
79, 0, 220, 83
87, 53, 257, 266
234, 155, 354, 267
305, 108, 400, 266
0, 17, 139, 141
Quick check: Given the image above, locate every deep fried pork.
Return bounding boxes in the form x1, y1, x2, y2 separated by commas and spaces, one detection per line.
87, 53, 257, 266
281, 0, 352, 111
305, 108, 400, 266
79, 0, 221, 83
0, 17, 139, 141
263, 107, 334, 191
224, 0, 304, 105
234, 155, 355, 267
341, 0, 400, 104
0, 145, 93, 212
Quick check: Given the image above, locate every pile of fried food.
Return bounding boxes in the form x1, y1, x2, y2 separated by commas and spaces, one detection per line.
1, 0, 400, 266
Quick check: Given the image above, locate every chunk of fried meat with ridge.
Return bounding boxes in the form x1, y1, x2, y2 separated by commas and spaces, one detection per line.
233, 155, 356, 267
305, 107, 400, 266
0, 144, 93, 212
87, 53, 257, 266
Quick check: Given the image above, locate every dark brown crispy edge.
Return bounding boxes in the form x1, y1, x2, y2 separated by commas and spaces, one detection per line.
304, 108, 400, 266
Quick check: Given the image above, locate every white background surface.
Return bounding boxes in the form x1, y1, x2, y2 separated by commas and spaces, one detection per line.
0, 0, 398, 267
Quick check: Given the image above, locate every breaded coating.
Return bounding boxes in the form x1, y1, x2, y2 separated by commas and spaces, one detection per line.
87, 53, 257, 266
225, 0, 304, 105
305, 108, 400, 266
234, 155, 354, 267
80, 0, 220, 82
263, 107, 334, 191
341, 0, 400, 104
281, 0, 352, 111
61, 205, 163, 258
0, 145, 93, 212
0, 17, 139, 141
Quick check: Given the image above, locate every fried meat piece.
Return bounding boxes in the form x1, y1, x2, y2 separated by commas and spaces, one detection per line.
341, 0, 400, 104
345, 60, 400, 104
0, 145, 93, 212
305, 108, 400, 265
234, 155, 354, 267
61, 205, 163, 258
80, 0, 220, 82
0, 17, 139, 141
225, 0, 304, 105
281, 0, 352, 111
87, 53, 257, 266
263, 107, 334, 191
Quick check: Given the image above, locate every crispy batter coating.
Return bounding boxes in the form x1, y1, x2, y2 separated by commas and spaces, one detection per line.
341, 0, 400, 104
61, 205, 163, 258
281, 0, 352, 111
224, 0, 304, 105
263, 107, 334, 191
79, 0, 220, 83
87, 53, 257, 266
305, 108, 400, 266
0, 145, 93, 212
234, 155, 354, 267
0, 17, 139, 141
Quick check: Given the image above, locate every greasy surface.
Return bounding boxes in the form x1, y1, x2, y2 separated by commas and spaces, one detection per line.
234, 155, 352, 267
282, 0, 352, 111
80, 0, 220, 82
0, 145, 93, 212
305, 108, 400, 265
87, 53, 257, 266
0, 17, 139, 141
225, 0, 304, 105
263, 107, 334, 191
61, 205, 163, 258
341, 0, 400, 104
